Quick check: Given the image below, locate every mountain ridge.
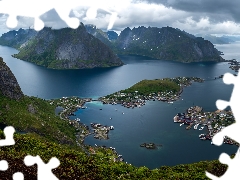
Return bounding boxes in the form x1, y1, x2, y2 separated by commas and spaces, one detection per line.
0, 24, 225, 67
0, 24, 124, 69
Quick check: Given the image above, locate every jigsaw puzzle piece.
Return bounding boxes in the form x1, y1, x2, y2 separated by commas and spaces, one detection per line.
0, 126, 15, 146
86, 7, 98, 19
24, 155, 60, 180
216, 100, 230, 111
206, 153, 233, 180
54, 7, 79, 29
13, 172, 24, 180
107, 12, 118, 30
34, 17, 45, 31
223, 73, 236, 85
0, 160, 8, 171
6, 15, 18, 29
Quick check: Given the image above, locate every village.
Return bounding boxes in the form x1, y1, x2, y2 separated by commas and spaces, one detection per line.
173, 106, 239, 146
99, 77, 204, 108
48, 97, 114, 143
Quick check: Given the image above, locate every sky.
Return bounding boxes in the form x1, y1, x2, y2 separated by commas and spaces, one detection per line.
1, 0, 240, 36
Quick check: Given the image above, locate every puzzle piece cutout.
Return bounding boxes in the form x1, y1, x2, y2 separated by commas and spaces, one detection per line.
211, 72, 240, 146
24, 155, 60, 180
206, 72, 240, 179
0, 126, 15, 173
206, 149, 240, 180
0, 0, 118, 31
0, 126, 15, 146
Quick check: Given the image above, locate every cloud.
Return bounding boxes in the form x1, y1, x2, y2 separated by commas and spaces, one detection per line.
1, 0, 240, 36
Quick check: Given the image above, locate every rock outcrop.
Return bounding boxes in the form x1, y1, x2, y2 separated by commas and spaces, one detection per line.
0, 57, 23, 100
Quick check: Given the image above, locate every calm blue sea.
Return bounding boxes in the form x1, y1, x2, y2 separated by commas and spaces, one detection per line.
0, 43, 238, 169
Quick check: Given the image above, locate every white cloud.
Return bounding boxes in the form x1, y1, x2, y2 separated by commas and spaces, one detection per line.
1, 0, 240, 36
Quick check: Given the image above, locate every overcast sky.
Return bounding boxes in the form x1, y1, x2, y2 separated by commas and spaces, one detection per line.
1, 0, 240, 36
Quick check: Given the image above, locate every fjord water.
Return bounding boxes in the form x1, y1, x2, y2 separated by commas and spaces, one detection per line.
1, 44, 238, 169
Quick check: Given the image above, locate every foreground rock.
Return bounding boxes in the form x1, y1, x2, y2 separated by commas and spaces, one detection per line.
0, 57, 23, 100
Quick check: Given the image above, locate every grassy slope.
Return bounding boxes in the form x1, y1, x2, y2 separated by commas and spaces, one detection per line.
0, 93, 76, 145
0, 130, 228, 179
120, 79, 180, 95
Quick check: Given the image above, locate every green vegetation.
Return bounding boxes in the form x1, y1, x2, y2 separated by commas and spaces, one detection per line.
121, 79, 180, 95
0, 129, 230, 179
0, 93, 76, 145
101, 77, 203, 104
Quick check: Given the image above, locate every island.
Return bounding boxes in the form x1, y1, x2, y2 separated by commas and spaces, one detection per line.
140, 143, 163, 149
99, 77, 204, 108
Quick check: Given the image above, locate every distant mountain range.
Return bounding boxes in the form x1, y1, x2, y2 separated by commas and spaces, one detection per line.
0, 24, 225, 69
195, 34, 234, 44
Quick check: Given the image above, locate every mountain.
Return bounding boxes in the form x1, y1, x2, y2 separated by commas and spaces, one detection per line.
84, 24, 113, 47
0, 57, 23, 100
221, 35, 240, 42
0, 25, 225, 64
107, 30, 118, 40
1, 24, 123, 69
196, 34, 234, 44
0, 28, 37, 49
85, 24, 118, 42
111, 26, 224, 62
0, 56, 77, 144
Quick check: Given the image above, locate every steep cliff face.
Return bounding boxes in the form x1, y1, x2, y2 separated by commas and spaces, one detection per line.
112, 26, 224, 62
7, 24, 123, 69
0, 57, 23, 100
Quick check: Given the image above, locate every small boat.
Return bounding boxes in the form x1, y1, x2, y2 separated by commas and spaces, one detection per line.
180, 123, 184, 126
81, 106, 87, 109
110, 126, 114, 130
199, 126, 204, 130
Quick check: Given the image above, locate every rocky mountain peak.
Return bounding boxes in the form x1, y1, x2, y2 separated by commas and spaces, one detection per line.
0, 57, 24, 100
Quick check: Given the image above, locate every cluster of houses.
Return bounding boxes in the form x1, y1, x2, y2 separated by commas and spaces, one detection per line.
174, 106, 239, 146
99, 77, 204, 109
90, 123, 114, 140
